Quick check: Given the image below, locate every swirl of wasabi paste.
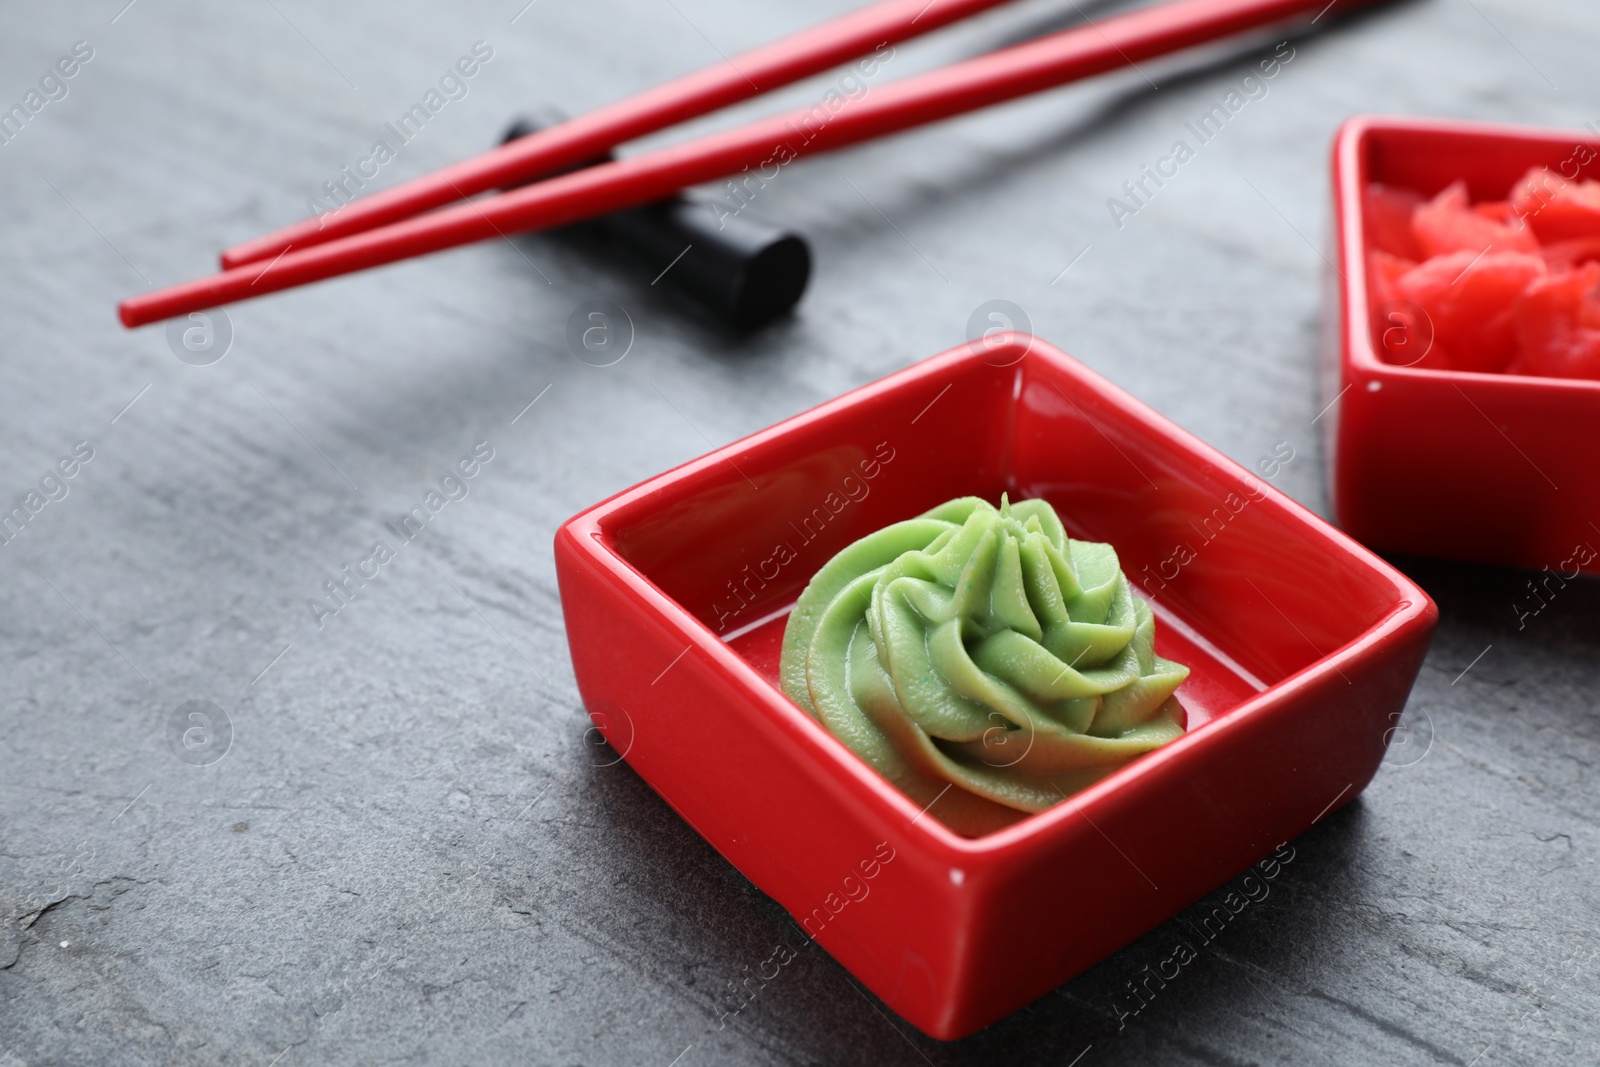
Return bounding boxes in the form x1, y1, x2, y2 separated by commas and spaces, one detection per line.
780, 495, 1188, 836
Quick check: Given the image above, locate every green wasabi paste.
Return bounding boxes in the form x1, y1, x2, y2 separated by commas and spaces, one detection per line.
780, 495, 1188, 835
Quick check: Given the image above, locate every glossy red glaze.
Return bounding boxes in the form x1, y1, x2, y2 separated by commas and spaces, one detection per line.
556, 336, 1436, 1039
1326, 115, 1600, 575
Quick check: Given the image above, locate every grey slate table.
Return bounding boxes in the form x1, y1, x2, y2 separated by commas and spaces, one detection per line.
3, 0, 1598, 1063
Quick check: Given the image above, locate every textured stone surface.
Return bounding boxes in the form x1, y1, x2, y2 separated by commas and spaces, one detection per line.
2, 0, 1598, 1063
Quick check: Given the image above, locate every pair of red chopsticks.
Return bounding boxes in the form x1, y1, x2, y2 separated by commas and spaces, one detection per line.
118, 0, 1374, 328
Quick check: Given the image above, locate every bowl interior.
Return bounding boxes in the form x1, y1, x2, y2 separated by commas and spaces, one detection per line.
601, 344, 1405, 756
1360, 122, 1592, 202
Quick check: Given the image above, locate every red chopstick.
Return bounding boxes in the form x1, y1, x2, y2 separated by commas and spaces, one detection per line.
220, 0, 1015, 270
121, 0, 1372, 328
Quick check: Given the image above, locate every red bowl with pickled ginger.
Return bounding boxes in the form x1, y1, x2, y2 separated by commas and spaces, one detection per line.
1324, 115, 1600, 576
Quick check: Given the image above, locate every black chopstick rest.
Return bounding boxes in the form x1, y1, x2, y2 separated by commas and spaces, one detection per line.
502, 109, 810, 330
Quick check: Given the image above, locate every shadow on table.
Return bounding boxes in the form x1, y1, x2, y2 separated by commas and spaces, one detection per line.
575, 730, 1385, 1067
756, 0, 1424, 273
485, 0, 1421, 348
566, 555, 1600, 1063
1386, 552, 1600, 651
318, 0, 1425, 469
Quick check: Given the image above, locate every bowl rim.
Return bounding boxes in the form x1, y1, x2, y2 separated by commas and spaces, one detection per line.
559, 335, 1436, 867
1334, 113, 1600, 395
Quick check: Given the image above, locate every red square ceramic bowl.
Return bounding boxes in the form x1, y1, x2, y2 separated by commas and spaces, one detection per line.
556, 335, 1436, 1039
1325, 115, 1600, 575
